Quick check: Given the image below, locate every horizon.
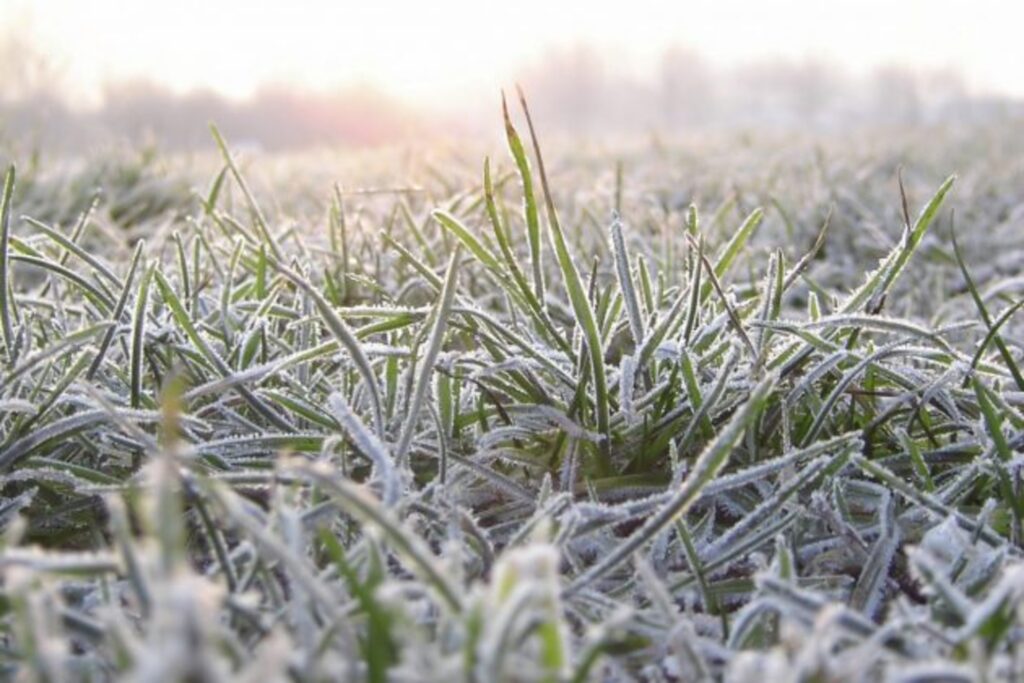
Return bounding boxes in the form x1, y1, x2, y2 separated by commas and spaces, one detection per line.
6, 0, 1024, 110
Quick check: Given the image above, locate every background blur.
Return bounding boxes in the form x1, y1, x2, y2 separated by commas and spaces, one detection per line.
2, 0, 1022, 154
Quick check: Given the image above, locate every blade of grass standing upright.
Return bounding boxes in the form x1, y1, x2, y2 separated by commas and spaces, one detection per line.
483, 157, 542, 317
395, 246, 461, 467
87, 240, 145, 379
173, 232, 191, 311
515, 88, 611, 458
130, 264, 154, 408
331, 184, 349, 301
210, 125, 285, 262
610, 214, 644, 347
0, 166, 15, 364
502, 93, 544, 304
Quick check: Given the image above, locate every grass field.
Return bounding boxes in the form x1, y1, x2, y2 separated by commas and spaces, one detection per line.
1, 97, 1024, 681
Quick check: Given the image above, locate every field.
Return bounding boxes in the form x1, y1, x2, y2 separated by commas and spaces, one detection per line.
1, 98, 1024, 682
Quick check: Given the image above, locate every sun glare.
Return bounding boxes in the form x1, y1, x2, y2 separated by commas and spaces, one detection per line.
10, 0, 1024, 106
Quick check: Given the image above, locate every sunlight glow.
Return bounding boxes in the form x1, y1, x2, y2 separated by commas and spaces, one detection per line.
9, 0, 1024, 105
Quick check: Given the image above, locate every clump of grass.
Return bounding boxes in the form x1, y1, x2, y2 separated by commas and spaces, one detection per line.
0, 98, 1022, 682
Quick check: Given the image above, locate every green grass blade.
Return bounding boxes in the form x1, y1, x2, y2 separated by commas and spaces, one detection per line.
514, 89, 611, 455
502, 92, 544, 303
395, 246, 460, 467
130, 264, 154, 408
0, 166, 14, 363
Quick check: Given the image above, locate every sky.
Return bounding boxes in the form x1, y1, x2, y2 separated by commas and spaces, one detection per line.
6, 0, 1024, 106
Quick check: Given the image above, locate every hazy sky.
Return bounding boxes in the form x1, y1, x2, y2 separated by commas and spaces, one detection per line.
7, 0, 1024, 104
